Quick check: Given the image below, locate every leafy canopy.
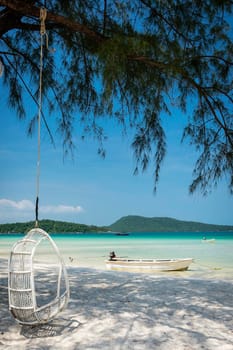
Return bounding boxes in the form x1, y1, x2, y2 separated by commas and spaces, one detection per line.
0, 0, 233, 194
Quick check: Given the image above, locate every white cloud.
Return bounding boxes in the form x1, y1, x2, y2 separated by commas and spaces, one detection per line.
40, 205, 84, 214
0, 199, 34, 210
0, 198, 84, 223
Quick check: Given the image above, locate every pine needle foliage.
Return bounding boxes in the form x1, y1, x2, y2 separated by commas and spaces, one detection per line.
0, 0, 232, 194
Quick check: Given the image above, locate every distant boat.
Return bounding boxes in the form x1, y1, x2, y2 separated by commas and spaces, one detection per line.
202, 237, 216, 243
105, 253, 193, 272
115, 232, 129, 236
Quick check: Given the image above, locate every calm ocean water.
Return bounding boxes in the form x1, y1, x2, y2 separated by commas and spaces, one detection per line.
1, 231, 233, 279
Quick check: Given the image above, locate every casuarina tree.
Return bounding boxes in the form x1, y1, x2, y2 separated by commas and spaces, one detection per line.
0, 0, 232, 194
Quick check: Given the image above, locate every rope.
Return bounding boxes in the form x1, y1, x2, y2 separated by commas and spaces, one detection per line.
0, 59, 3, 77
35, 8, 47, 228
193, 261, 222, 271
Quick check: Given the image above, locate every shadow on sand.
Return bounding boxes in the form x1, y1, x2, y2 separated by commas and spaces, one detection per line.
0, 263, 233, 349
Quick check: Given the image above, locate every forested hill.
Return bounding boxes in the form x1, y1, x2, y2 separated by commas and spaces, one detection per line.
108, 216, 233, 232
0, 216, 233, 234
0, 220, 108, 234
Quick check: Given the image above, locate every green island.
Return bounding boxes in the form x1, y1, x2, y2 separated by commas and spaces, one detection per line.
0, 219, 108, 234
0, 216, 233, 233
109, 216, 233, 233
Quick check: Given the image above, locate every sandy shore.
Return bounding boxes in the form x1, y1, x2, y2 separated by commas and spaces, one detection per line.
0, 260, 233, 350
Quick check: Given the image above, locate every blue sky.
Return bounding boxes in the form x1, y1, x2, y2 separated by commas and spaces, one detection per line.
1, 86, 233, 228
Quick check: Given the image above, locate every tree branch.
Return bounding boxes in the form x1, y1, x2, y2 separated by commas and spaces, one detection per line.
139, 0, 194, 44
0, 0, 105, 42
4, 53, 55, 146
127, 54, 233, 149
185, 55, 233, 67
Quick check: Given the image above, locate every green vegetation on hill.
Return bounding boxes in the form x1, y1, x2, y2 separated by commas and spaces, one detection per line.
109, 215, 233, 232
0, 219, 108, 234
0, 216, 232, 234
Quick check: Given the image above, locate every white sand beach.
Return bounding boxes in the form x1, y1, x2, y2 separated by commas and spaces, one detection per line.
0, 258, 233, 350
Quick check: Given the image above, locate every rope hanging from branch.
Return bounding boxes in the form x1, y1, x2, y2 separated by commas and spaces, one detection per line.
35, 7, 48, 228
0, 59, 3, 77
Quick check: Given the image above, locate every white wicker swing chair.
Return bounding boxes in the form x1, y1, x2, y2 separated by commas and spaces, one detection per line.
8, 227, 69, 325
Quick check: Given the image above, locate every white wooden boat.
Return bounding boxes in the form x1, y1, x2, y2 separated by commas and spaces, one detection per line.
202, 238, 216, 243
105, 254, 193, 273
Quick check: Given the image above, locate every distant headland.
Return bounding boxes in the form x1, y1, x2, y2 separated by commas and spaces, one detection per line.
0, 215, 233, 233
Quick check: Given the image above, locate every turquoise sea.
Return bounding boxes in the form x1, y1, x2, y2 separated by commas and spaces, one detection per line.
1, 231, 233, 280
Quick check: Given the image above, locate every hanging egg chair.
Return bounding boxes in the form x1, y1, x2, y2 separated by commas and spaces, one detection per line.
8, 8, 69, 326
8, 228, 69, 325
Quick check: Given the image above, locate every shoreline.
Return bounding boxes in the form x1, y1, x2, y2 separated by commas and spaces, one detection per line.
1, 262, 233, 349
1, 232, 232, 283
1, 255, 233, 281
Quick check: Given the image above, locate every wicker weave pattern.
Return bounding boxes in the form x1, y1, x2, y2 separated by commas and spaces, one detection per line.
8, 228, 69, 325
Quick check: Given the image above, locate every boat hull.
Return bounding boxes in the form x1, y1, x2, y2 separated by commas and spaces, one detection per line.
202, 239, 215, 243
105, 258, 193, 273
